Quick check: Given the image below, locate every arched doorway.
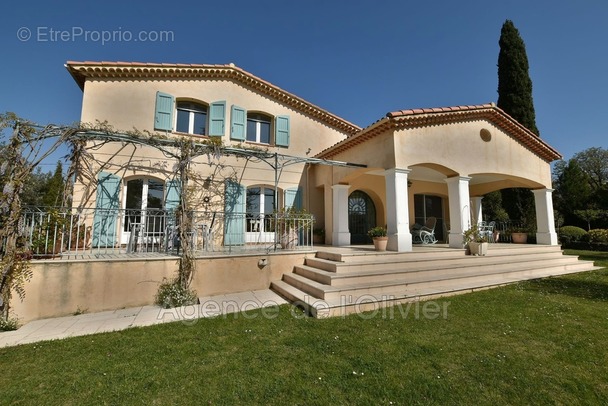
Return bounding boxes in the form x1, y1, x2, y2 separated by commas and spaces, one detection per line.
349, 190, 376, 244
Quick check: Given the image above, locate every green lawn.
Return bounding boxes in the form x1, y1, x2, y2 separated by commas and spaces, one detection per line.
1, 250, 608, 405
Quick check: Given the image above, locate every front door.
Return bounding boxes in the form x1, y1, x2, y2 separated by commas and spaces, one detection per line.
348, 190, 376, 244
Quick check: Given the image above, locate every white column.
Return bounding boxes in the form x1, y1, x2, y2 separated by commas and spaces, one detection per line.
331, 184, 351, 246
471, 196, 484, 225
445, 176, 472, 248
532, 188, 558, 245
385, 168, 412, 252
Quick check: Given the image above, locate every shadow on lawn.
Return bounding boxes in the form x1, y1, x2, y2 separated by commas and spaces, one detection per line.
523, 273, 608, 302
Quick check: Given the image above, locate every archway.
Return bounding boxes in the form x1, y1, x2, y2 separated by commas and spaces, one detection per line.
348, 190, 376, 244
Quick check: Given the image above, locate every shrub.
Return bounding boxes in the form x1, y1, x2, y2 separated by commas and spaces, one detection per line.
0, 317, 19, 331
155, 279, 198, 309
558, 226, 587, 244
587, 229, 608, 243
368, 226, 387, 238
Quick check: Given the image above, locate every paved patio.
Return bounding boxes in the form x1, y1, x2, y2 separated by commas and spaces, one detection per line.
0, 289, 288, 348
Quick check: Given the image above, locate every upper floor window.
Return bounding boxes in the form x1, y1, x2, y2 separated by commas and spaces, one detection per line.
246, 113, 272, 144
176, 101, 207, 135
230, 105, 290, 147
154, 91, 225, 136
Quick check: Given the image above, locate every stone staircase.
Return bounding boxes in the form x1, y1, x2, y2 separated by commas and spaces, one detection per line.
271, 244, 600, 318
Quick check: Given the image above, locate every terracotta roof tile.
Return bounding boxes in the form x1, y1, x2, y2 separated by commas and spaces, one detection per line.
65, 60, 361, 136
318, 103, 561, 163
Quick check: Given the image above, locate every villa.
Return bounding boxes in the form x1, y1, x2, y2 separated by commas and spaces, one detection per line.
11, 61, 594, 321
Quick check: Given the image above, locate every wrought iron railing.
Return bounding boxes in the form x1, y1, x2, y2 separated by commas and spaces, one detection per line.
6, 207, 314, 260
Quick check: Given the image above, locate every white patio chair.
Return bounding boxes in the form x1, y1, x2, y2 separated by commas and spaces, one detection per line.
411, 217, 438, 244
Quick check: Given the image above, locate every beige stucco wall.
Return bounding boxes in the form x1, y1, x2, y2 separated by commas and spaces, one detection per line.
312, 118, 554, 244
393, 121, 552, 189
74, 77, 348, 219
11, 252, 311, 323
80, 78, 347, 159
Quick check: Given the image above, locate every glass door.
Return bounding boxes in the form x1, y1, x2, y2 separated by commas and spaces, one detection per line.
121, 178, 165, 245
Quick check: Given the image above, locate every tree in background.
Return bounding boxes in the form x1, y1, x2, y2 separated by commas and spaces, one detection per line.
19, 162, 65, 207
553, 147, 608, 229
553, 159, 592, 226
496, 19, 539, 226
497, 19, 539, 136
42, 161, 64, 207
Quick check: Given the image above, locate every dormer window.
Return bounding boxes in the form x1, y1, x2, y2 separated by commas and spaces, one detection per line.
176, 101, 207, 135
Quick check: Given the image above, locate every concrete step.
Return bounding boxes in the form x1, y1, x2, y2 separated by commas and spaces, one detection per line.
314, 244, 563, 264
314, 248, 464, 263
273, 263, 601, 318
285, 258, 597, 302
296, 255, 585, 287
305, 250, 566, 274
270, 280, 327, 318
270, 245, 600, 318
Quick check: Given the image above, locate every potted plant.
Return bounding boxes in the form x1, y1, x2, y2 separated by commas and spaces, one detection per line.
463, 225, 489, 256
509, 227, 528, 244
69, 222, 92, 249
275, 207, 313, 249
30, 210, 67, 258
368, 226, 388, 251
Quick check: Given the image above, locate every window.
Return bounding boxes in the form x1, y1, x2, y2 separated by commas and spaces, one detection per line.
246, 113, 272, 144
176, 101, 207, 135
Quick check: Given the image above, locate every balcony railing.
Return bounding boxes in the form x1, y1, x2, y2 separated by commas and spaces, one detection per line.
4, 207, 314, 260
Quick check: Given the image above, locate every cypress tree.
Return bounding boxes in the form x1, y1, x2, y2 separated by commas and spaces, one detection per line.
496, 20, 539, 226
497, 19, 539, 136
42, 161, 65, 206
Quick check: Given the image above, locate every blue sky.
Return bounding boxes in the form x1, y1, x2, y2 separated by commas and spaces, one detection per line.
1, 0, 606, 169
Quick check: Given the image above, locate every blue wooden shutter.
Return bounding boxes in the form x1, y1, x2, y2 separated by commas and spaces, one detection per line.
284, 187, 302, 210
165, 179, 181, 211
154, 91, 174, 131
92, 171, 121, 247
275, 115, 290, 147
230, 105, 246, 141
208, 101, 226, 136
224, 180, 245, 245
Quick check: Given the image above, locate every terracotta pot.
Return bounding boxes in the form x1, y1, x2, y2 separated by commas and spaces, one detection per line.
511, 232, 528, 244
373, 236, 388, 251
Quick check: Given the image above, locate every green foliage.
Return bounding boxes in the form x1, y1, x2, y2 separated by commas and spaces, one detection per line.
553, 159, 592, 226
367, 226, 387, 238
587, 229, 608, 243
0, 316, 18, 331
497, 19, 539, 136
575, 209, 606, 231
154, 279, 198, 309
500, 188, 536, 228
463, 224, 489, 243
481, 191, 508, 221
558, 226, 587, 244
571, 147, 608, 192
42, 161, 65, 206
